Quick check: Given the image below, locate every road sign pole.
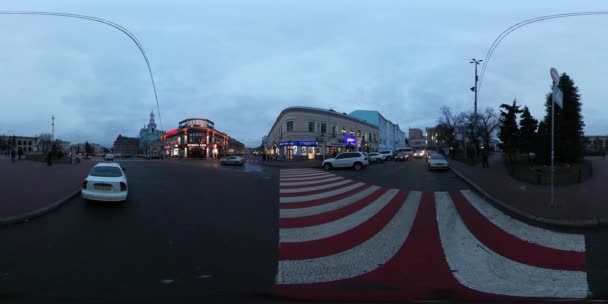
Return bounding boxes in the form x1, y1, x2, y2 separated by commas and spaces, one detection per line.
550, 85, 555, 207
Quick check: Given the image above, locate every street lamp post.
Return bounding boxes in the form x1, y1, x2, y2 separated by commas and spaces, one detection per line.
470, 58, 482, 158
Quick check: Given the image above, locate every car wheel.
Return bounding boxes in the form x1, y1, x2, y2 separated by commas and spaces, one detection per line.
323, 163, 332, 170
353, 162, 362, 171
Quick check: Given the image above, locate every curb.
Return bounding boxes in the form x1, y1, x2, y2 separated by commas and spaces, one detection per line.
0, 189, 80, 225
449, 166, 603, 228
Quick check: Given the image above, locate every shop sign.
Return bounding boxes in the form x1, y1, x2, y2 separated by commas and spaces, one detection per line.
343, 135, 356, 146
279, 141, 317, 147
187, 143, 207, 147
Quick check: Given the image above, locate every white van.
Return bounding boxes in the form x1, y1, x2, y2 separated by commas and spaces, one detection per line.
395, 147, 414, 156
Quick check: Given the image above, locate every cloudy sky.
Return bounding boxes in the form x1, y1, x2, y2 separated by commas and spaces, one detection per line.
1, 0, 608, 147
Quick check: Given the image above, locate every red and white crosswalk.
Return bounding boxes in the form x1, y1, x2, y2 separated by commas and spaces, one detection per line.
274, 169, 590, 301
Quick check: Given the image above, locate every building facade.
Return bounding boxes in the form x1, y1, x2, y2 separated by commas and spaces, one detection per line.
160, 118, 230, 158
0, 135, 40, 154
408, 128, 426, 149
266, 107, 379, 160
139, 111, 164, 155
113, 135, 140, 156
349, 110, 406, 151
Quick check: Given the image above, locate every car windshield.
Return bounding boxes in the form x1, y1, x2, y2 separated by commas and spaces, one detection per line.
2, 1, 605, 302
90, 166, 122, 177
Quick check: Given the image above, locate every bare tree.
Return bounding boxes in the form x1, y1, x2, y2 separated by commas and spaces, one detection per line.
38, 133, 53, 153
478, 108, 499, 150
438, 106, 466, 128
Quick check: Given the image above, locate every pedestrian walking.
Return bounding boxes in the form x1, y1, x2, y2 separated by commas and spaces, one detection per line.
481, 147, 489, 168
47, 151, 53, 166
10, 150, 16, 163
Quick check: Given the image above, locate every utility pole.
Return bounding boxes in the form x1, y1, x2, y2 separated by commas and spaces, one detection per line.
51, 115, 55, 141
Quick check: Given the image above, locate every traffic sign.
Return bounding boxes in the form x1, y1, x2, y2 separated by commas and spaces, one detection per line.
550, 67, 560, 84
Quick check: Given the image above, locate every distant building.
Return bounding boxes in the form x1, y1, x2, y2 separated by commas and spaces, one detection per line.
139, 111, 164, 155
266, 107, 379, 160
71, 142, 102, 154
113, 135, 140, 156
408, 128, 426, 149
0, 135, 40, 154
349, 110, 405, 151
160, 118, 230, 158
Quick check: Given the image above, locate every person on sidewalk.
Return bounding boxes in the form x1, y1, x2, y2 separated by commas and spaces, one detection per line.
47, 151, 53, 166
481, 147, 489, 168
10, 150, 16, 163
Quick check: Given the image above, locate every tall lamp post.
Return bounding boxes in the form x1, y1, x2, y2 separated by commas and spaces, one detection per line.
470, 58, 482, 157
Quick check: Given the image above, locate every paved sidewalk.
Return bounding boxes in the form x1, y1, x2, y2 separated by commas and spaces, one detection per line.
450, 152, 608, 226
0, 159, 95, 223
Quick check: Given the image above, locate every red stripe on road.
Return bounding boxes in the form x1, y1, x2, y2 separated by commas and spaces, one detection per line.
273, 192, 525, 301
280, 181, 359, 198
280, 177, 345, 189
280, 187, 390, 228
449, 191, 586, 272
280, 184, 375, 209
280, 190, 408, 260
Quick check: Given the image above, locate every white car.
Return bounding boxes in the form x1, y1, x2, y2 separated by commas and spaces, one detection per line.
322, 152, 369, 171
378, 150, 394, 160
427, 153, 449, 170
368, 152, 384, 163
104, 153, 115, 161
220, 156, 246, 166
81, 162, 128, 202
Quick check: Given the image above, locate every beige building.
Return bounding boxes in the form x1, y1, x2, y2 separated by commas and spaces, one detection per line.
266, 107, 379, 160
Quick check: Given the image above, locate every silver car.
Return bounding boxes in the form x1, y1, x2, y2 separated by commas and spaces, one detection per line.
220, 156, 246, 166
427, 153, 449, 170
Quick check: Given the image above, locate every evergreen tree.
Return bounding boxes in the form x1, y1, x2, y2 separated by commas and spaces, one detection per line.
519, 106, 538, 153
542, 73, 585, 163
498, 99, 522, 162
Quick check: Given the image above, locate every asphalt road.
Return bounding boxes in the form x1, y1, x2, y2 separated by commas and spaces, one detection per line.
330, 156, 469, 192
0, 159, 280, 303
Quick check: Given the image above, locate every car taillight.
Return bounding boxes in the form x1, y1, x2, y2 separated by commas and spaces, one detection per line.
82, 180, 87, 189
120, 182, 127, 192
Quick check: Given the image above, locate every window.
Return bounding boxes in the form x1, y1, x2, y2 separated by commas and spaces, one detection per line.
341, 127, 346, 134
332, 125, 337, 137
350, 129, 354, 135
286, 121, 294, 132
357, 130, 361, 137
308, 121, 315, 132
320, 122, 327, 134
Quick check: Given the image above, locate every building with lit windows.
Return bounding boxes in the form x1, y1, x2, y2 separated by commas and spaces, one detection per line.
265, 107, 378, 160
349, 110, 406, 152
113, 135, 140, 156
160, 118, 230, 158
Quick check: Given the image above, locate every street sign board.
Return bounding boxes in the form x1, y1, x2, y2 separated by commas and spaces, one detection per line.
552, 84, 563, 109
550, 67, 560, 84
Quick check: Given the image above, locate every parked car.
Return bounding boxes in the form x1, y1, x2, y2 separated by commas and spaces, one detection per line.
104, 153, 115, 161
220, 156, 246, 166
394, 152, 409, 161
322, 152, 369, 171
368, 152, 384, 163
81, 162, 128, 202
427, 153, 449, 170
379, 150, 394, 160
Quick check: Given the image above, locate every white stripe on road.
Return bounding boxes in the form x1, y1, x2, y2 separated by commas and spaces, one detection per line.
280, 179, 353, 194
280, 189, 399, 242
280, 186, 381, 218
280, 183, 366, 203
280, 176, 343, 187
277, 191, 420, 284
280, 174, 334, 182
460, 190, 585, 252
435, 192, 589, 298
282, 169, 325, 173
